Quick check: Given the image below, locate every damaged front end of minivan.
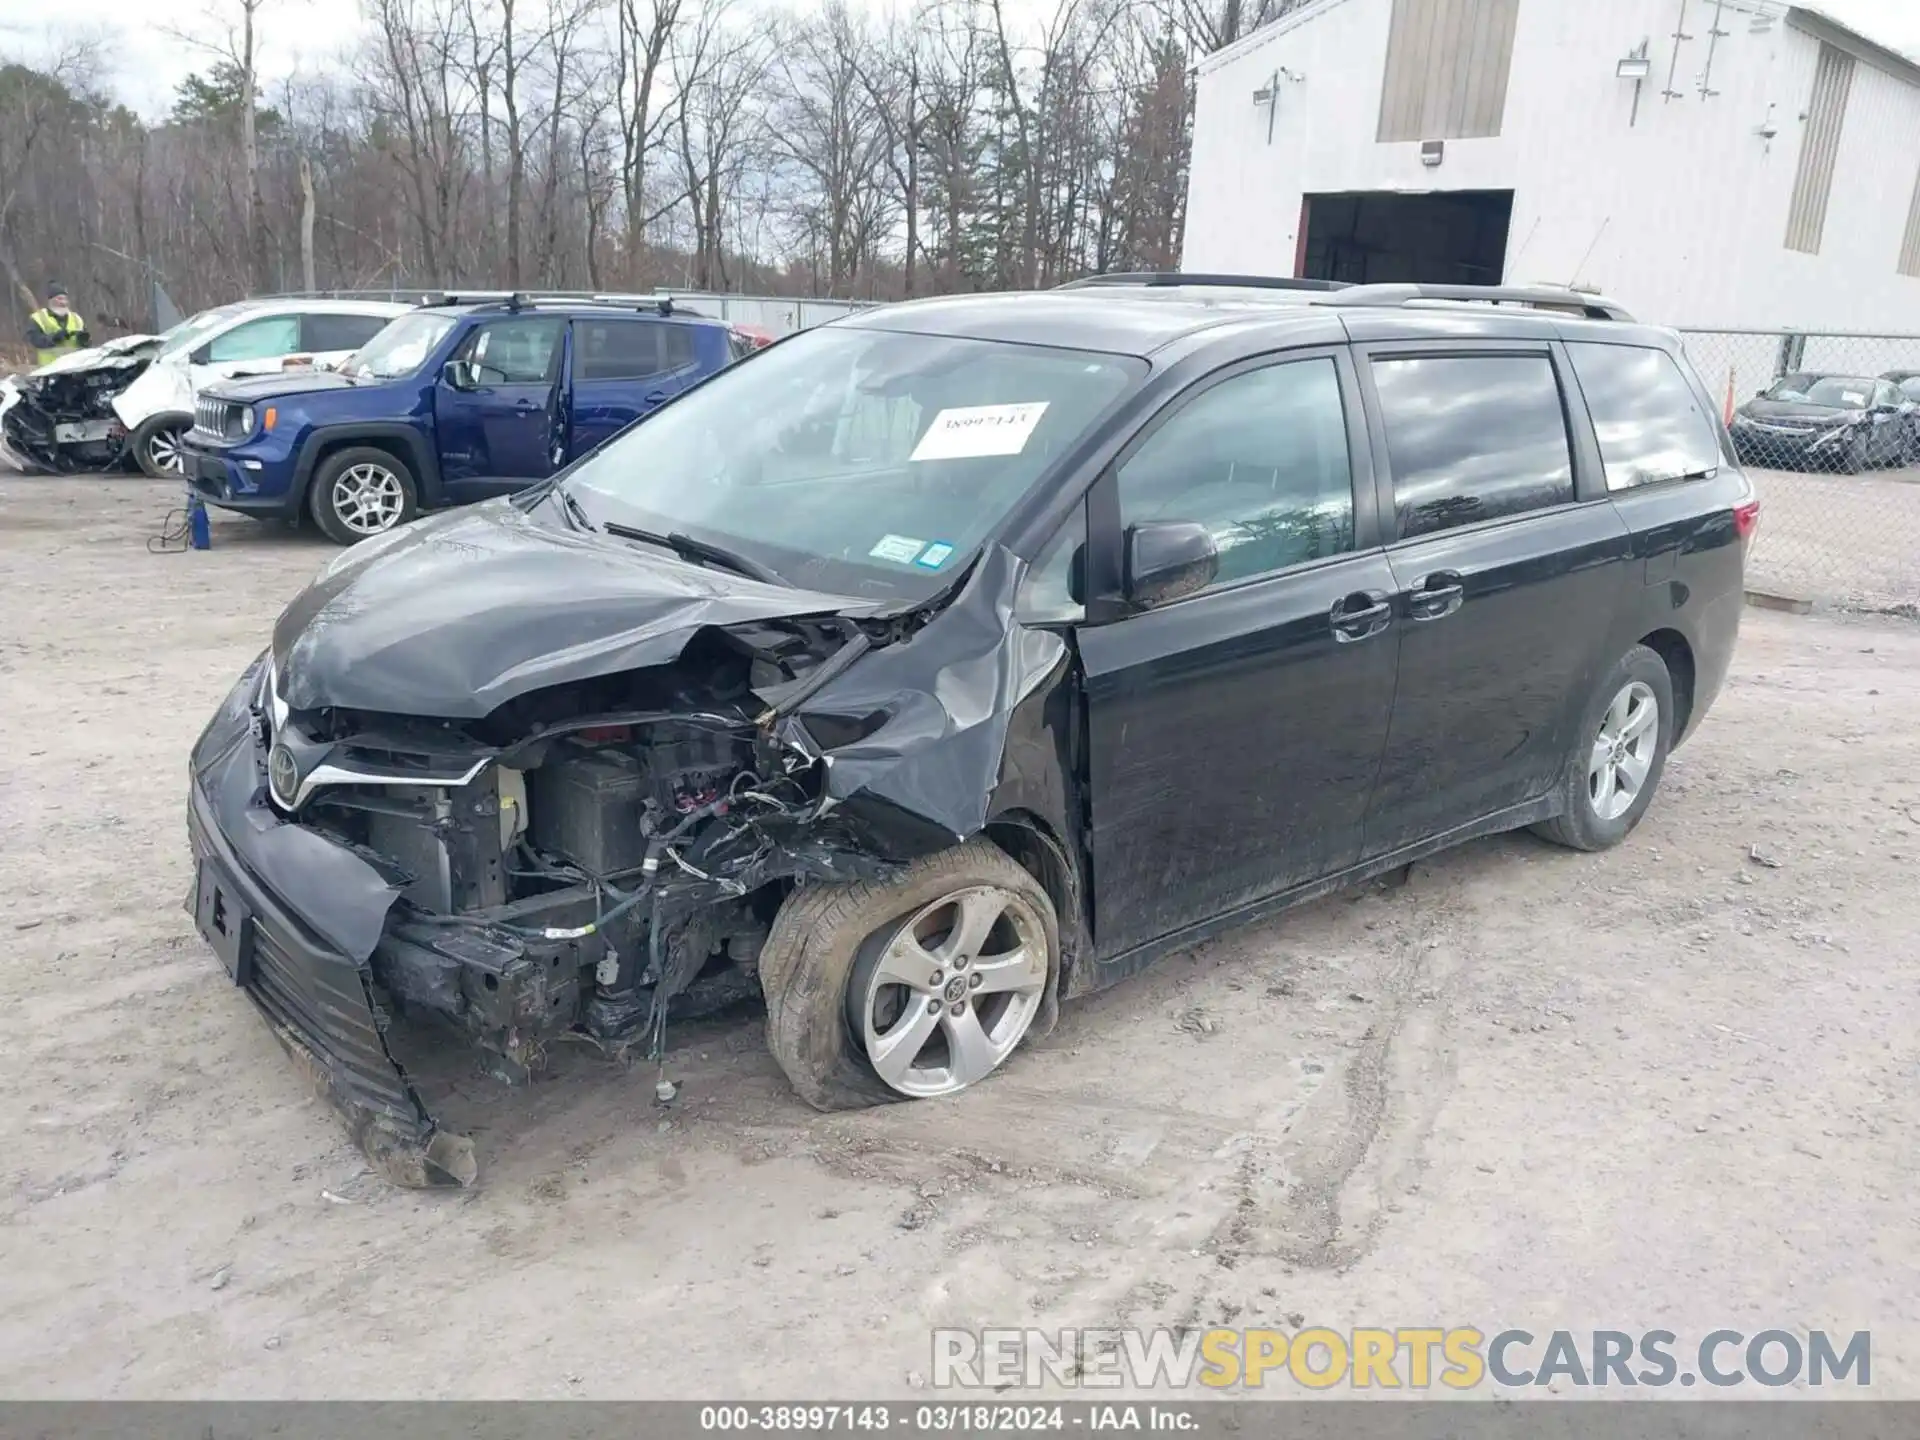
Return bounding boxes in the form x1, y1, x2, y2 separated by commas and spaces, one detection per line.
186, 497, 1075, 1186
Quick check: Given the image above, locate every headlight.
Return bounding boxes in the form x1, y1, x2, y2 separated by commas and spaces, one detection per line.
238, 405, 255, 436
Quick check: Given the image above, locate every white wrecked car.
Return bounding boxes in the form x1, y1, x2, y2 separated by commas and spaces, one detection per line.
1, 298, 409, 476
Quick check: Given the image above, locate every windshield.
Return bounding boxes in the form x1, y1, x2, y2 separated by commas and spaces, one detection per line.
1764, 375, 1873, 408
342, 312, 458, 379
562, 326, 1144, 599
155, 305, 250, 360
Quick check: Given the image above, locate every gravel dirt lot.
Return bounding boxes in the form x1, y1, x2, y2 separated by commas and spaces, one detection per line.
2, 474, 1917, 1399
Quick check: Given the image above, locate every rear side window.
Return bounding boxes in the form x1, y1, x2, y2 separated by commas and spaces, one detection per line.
1567, 342, 1720, 490
576, 320, 701, 380
1116, 357, 1355, 588
1371, 354, 1573, 539
576, 319, 665, 381
303, 312, 391, 354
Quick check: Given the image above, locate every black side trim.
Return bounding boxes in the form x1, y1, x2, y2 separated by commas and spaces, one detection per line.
1088, 793, 1560, 988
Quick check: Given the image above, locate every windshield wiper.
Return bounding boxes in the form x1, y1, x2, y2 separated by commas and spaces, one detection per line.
602, 520, 785, 586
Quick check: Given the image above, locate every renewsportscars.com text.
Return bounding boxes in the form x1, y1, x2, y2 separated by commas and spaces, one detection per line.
931, 1327, 1872, 1390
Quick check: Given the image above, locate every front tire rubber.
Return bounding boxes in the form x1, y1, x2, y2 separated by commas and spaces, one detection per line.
1534, 644, 1675, 853
759, 840, 1059, 1111
309, 446, 419, 545
130, 415, 189, 478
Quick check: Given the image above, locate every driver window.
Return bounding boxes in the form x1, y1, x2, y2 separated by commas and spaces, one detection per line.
463, 317, 564, 384
1116, 358, 1355, 589
206, 314, 302, 363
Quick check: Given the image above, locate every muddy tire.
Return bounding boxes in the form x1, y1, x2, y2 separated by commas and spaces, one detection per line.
309, 446, 418, 545
130, 414, 190, 478
760, 840, 1059, 1112
1534, 644, 1675, 853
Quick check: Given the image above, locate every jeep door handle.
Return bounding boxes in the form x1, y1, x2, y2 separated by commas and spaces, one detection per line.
514, 399, 540, 413
1330, 590, 1392, 643
1407, 571, 1465, 621
643, 389, 671, 406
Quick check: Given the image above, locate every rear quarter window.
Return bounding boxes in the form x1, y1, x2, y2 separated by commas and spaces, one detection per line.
1567, 342, 1720, 490
1371, 353, 1574, 539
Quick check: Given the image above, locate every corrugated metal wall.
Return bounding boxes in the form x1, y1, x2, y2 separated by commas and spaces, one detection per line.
1899, 167, 1920, 278
1375, 0, 1520, 143
1784, 42, 1856, 255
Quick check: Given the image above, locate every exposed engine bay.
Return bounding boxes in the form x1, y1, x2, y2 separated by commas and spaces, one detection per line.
265, 619, 900, 1084
0, 337, 159, 472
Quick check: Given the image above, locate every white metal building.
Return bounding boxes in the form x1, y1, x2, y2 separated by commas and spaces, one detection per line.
1183, 0, 1920, 331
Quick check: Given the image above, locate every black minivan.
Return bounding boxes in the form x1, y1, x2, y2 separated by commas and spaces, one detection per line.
187, 277, 1756, 1183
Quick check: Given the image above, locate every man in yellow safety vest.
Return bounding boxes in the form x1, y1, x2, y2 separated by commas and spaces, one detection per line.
25, 285, 90, 366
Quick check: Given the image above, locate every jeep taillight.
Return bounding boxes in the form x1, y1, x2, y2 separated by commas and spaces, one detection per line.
1733, 499, 1760, 540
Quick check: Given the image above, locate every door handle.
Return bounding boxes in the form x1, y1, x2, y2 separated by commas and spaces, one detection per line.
514, 399, 540, 413
1329, 590, 1392, 643
1407, 571, 1465, 621
642, 389, 671, 406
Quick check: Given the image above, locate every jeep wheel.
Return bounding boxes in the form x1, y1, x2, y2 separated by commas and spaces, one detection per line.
310, 446, 418, 545
759, 840, 1058, 1111
1533, 644, 1675, 853
131, 415, 190, 478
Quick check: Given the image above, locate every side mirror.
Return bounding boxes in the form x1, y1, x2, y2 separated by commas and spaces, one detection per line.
1123, 521, 1218, 609
441, 359, 474, 391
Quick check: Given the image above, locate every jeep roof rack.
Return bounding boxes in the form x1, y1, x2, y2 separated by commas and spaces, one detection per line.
411, 289, 699, 318
1317, 283, 1635, 322
1056, 272, 1349, 293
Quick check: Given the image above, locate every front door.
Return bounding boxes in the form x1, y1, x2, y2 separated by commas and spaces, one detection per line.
1355, 344, 1632, 856
436, 315, 567, 500
1076, 350, 1401, 961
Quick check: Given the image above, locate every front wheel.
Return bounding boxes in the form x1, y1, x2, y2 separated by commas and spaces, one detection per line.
1534, 645, 1675, 853
309, 446, 419, 545
759, 840, 1058, 1111
130, 415, 190, 478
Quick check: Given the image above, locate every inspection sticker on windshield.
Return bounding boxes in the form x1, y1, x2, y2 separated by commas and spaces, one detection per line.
915, 542, 956, 569
869, 534, 928, 564
909, 402, 1050, 462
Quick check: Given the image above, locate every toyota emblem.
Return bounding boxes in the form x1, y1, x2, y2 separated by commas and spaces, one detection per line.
268, 744, 300, 809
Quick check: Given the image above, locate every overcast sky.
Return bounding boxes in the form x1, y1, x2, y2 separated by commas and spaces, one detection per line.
5, 0, 1920, 120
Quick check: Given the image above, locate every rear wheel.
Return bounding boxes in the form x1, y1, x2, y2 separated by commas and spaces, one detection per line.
759, 841, 1058, 1111
130, 415, 189, 478
309, 446, 418, 545
1534, 645, 1674, 853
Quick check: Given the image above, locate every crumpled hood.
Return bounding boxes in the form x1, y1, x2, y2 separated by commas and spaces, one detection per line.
31, 334, 162, 375
208, 370, 363, 402
272, 498, 886, 717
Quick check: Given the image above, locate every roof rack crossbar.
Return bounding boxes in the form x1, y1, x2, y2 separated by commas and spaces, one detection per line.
1056, 272, 1350, 293
1317, 283, 1634, 322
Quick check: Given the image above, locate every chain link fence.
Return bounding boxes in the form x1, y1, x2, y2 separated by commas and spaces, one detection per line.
1678, 329, 1920, 615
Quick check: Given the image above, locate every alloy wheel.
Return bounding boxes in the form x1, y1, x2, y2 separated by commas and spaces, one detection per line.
1588, 680, 1659, 822
147, 425, 184, 475
331, 463, 406, 535
848, 884, 1048, 1098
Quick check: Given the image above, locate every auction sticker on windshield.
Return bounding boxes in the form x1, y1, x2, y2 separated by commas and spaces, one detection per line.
910, 402, 1050, 462
869, 534, 928, 564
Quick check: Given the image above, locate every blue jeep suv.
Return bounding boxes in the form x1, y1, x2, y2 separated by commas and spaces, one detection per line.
181, 296, 745, 544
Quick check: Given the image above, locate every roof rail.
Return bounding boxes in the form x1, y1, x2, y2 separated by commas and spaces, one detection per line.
1318, 283, 1634, 321
251, 288, 444, 303
1057, 272, 1350, 293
